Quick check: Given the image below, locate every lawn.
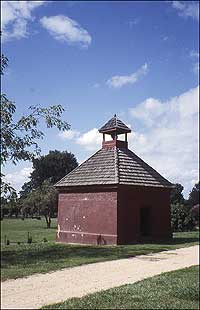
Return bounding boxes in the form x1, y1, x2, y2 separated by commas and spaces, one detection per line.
42, 266, 199, 309
1, 218, 199, 281
1, 217, 57, 244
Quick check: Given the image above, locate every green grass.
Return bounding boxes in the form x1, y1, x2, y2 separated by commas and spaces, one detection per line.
1, 218, 199, 281
1, 218, 57, 243
42, 266, 199, 309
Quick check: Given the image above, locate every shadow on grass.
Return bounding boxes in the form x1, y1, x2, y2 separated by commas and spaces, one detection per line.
1, 244, 165, 268
1, 233, 199, 270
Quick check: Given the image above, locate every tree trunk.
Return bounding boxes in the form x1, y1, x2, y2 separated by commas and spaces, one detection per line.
45, 215, 51, 228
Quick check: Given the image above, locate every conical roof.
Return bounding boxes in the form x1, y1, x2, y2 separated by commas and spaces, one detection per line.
55, 147, 173, 188
99, 115, 131, 134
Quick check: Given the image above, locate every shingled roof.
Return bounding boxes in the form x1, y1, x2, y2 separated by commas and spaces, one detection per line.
99, 115, 131, 134
55, 147, 173, 188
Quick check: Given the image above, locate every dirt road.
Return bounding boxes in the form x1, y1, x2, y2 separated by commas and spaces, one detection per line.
1, 245, 199, 309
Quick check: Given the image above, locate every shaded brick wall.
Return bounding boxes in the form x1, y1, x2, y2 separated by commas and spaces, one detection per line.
118, 186, 172, 244
57, 191, 117, 245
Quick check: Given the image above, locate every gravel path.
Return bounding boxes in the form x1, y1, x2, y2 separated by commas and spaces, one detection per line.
1, 245, 199, 309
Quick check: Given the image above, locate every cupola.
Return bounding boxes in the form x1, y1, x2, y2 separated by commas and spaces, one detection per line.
99, 114, 131, 149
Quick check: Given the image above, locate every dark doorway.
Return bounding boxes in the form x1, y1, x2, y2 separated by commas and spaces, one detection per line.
140, 207, 151, 237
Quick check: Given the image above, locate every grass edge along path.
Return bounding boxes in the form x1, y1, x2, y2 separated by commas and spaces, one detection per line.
42, 265, 199, 309
1, 229, 199, 281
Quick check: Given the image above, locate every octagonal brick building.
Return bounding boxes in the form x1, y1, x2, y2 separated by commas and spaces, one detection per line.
55, 115, 173, 245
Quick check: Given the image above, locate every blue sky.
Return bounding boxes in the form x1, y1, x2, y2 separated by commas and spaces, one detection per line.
2, 1, 199, 197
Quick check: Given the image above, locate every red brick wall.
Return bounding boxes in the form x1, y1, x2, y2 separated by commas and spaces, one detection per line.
57, 191, 117, 245
57, 185, 172, 245
117, 186, 172, 244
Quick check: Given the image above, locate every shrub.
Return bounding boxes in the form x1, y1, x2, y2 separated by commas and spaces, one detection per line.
171, 203, 195, 232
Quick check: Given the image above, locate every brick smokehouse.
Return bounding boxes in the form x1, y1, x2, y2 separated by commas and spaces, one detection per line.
55, 115, 173, 245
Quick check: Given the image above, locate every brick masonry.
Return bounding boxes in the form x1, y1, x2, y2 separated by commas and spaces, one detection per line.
117, 185, 172, 244
57, 191, 118, 245
57, 185, 172, 245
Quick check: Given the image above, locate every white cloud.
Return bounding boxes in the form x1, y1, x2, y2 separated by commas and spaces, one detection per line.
106, 63, 149, 89
4, 167, 33, 193
1, 1, 45, 42
59, 129, 80, 140
130, 98, 165, 127
129, 86, 199, 196
76, 128, 102, 151
58, 127, 102, 151
40, 15, 92, 47
171, 1, 199, 22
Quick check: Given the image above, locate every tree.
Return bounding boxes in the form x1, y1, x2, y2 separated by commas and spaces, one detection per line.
38, 181, 58, 228
21, 190, 40, 218
171, 203, 195, 232
1, 54, 70, 196
22, 180, 58, 228
191, 204, 199, 226
6, 192, 21, 218
28, 150, 78, 189
0, 53, 8, 75
19, 181, 33, 199
0, 197, 9, 219
1, 96, 70, 165
170, 183, 185, 205
187, 181, 200, 207
19, 150, 78, 224
0, 191, 21, 219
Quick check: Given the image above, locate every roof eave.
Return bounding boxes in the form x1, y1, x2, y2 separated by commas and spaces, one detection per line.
99, 127, 131, 134
55, 184, 119, 192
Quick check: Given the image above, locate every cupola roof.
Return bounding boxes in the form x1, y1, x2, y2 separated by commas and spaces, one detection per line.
99, 114, 131, 135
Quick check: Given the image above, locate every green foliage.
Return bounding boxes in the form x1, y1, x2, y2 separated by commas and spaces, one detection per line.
1, 197, 9, 219
171, 203, 195, 232
187, 181, 200, 207
1, 96, 70, 165
19, 150, 78, 224
6, 192, 19, 217
170, 183, 197, 232
1, 191, 21, 219
19, 182, 33, 199
24, 150, 78, 190
43, 266, 199, 309
191, 204, 199, 225
1, 175, 16, 196
22, 180, 58, 228
0, 54, 8, 75
1, 54, 70, 196
170, 183, 185, 204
